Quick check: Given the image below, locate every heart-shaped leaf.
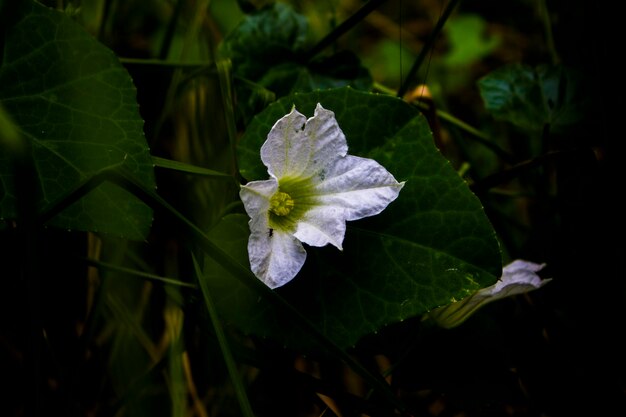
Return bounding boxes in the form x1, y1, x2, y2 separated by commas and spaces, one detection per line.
0, 1, 154, 239
478, 63, 586, 133
202, 88, 501, 349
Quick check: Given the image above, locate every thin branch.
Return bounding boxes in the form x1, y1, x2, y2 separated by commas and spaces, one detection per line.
193, 255, 255, 417
470, 149, 586, 194
397, 0, 462, 98
159, 0, 186, 60
83, 257, 197, 289
304, 0, 389, 63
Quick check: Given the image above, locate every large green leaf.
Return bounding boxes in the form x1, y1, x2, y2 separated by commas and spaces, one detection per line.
0, 1, 155, 239
478, 63, 586, 133
204, 88, 501, 349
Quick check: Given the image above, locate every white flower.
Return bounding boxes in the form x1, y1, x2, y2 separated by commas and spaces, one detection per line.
240, 103, 404, 289
427, 260, 551, 328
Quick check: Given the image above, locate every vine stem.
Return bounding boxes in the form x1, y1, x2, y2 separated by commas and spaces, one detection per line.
374, 82, 516, 163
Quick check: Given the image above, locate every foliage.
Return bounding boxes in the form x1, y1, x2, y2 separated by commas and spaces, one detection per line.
0, 0, 620, 416
478, 63, 587, 133
208, 88, 500, 349
0, 1, 154, 239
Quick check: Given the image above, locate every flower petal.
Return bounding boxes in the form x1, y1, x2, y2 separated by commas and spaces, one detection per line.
247, 213, 307, 289
243, 104, 405, 288
291, 155, 402, 250
491, 259, 549, 296
313, 155, 404, 220
293, 206, 347, 249
427, 260, 551, 328
239, 179, 278, 219
261, 103, 348, 180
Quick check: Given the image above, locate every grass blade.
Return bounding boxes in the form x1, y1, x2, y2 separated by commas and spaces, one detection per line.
153, 156, 234, 179
192, 254, 255, 417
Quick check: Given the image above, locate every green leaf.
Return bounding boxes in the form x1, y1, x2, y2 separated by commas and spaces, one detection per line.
362, 40, 415, 87
219, 2, 309, 81
207, 88, 501, 349
220, 3, 371, 110
0, 1, 155, 239
478, 63, 587, 133
259, 51, 372, 97
443, 14, 500, 67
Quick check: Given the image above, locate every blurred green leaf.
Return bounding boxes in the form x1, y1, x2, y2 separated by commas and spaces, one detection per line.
259, 51, 372, 97
362, 40, 415, 87
0, 1, 155, 239
219, 2, 309, 81
0, 104, 22, 154
444, 14, 500, 67
205, 88, 501, 349
478, 63, 586, 133
221, 2, 371, 118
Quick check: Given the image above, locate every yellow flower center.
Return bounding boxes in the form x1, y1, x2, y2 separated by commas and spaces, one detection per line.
269, 191, 295, 216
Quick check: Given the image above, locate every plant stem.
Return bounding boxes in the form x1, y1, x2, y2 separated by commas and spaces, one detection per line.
83, 257, 197, 289
374, 82, 516, 163
152, 155, 235, 179
159, 0, 185, 60
193, 255, 255, 417
397, 0, 462, 98
119, 57, 213, 67
97, 0, 113, 41
305, 0, 389, 63
538, 0, 560, 65
470, 148, 583, 194
414, 100, 516, 163
216, 60, 244, 183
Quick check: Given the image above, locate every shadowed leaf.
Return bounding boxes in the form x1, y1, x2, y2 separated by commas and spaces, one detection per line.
478, 63, 586, 133
0, 1, 155, 239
